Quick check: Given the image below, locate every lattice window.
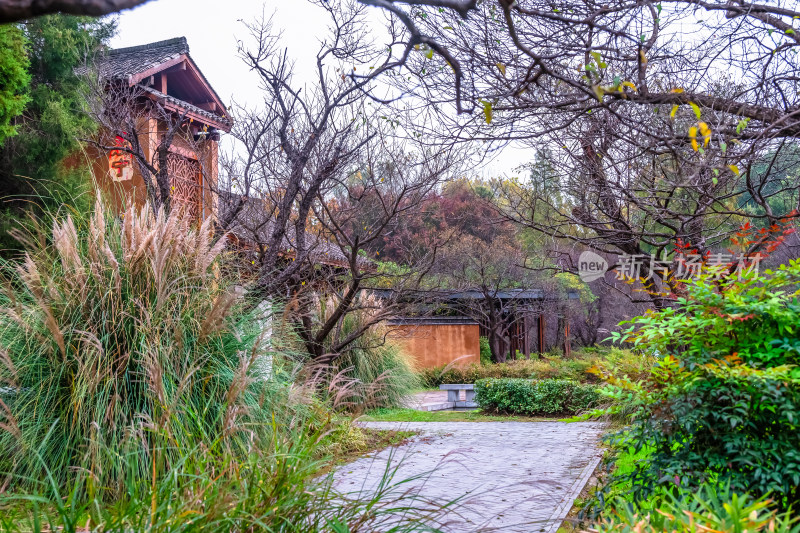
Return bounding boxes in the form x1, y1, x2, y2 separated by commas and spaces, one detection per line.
167, 153, 202, 220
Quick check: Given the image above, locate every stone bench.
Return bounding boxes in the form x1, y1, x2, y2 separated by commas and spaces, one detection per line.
439, 384, 477, 408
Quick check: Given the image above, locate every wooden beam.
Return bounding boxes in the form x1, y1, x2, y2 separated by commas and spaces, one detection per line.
128, 54, 186, 86
145, 92, 231, 132
197, 102, 218, 112
181, 57, 228, 117
523, 315, 530, 359
154, 72, 167, 94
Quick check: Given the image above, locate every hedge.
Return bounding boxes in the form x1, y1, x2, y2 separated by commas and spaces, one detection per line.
418, 359, 597, 388
474, 378, 601, 415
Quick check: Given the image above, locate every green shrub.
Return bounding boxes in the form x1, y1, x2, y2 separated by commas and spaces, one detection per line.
0, 25, 30, 145
474, 378, 601, 415
591, 483, 799, 533
417, 351, 618, 388
479, 335, 492, 365
607, 260, 800, 507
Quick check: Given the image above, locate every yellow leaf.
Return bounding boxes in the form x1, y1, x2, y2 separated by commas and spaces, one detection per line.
622, 81, 637, 91
699, 122, 711, 146
496, 62, 506, 77
482, 100, 493, 124
689, 102, 702, 119
689, 126, 699, 151
670, 88, 685, 93
670, 105, 679, 119
729, 164, 740, 176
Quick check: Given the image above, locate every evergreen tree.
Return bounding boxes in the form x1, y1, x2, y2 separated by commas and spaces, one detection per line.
0, 25, 30, 146
0, 15, 115, 254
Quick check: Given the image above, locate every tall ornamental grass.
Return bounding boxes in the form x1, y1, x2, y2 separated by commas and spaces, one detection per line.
0, 199, 279, 498
315, 293, 419, 410
0, 421, 454, 532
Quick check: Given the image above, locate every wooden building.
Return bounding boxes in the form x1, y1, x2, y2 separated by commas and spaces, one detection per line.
83, 37, 232, 219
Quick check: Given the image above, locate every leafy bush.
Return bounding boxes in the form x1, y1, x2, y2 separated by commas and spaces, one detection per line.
607, 260, 800, 506
474, 378, 601, 415
590, 484, 800, 533
419, 359, 556, 387
0, 25, 30, 144
0, 200, 282, 499
418, 348, 642, 387
479, 335, 492, 365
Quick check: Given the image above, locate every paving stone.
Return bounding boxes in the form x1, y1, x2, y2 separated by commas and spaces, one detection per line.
333, 421, 605, 532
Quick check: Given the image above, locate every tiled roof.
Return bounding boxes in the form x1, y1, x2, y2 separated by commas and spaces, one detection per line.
219, 192, 371, 269
101, 37, 189, 80
142, 86, 232, 128
95, 37, 231, 128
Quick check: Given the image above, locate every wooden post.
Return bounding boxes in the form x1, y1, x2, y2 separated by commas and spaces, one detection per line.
537, 314, 545, 355
523, 315, 531, 359
155, 72, 167, 94
563, 320, 571, 357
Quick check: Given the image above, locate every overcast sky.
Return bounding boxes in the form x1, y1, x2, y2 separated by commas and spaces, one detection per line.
108, 0, 531, 177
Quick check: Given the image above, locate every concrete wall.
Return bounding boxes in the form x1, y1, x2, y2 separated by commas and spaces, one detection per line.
389, 323, 480, 369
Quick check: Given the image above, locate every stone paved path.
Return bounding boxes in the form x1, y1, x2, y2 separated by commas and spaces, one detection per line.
404, 390, 451, 409
334, 421, 604, 533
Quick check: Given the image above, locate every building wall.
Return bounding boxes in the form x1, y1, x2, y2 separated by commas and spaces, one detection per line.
389, 323, 480, 369
71, 116, 218, 221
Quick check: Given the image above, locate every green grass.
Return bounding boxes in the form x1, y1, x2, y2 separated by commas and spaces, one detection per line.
361, 407, 557, 422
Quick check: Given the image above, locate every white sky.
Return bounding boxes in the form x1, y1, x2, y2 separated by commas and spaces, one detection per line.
108, 0, 531, 178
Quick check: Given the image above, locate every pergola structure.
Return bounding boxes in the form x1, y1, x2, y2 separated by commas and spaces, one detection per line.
375, 288, 580, 368
441, 289, 580, 358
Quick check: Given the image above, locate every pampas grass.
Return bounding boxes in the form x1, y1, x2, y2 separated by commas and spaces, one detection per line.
315, 293, 419, 411
0, 199, 279, 499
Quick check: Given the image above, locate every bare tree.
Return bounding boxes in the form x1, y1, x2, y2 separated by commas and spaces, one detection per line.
219, 0, 463, 361
361, 0, 800, 141
360, 0, 800, 305
432, 233, 559, 361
